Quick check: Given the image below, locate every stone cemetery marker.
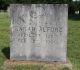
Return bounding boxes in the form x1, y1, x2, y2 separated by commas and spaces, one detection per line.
9, 4, 68, 62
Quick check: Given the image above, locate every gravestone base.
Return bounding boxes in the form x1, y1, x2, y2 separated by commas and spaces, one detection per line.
4, 59, 72, 70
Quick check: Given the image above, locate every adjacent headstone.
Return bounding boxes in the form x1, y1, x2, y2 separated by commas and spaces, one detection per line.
9, 4, 68, 62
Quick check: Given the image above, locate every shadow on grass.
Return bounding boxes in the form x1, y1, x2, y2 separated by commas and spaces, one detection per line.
69, 14, 80, 21
2, 47, 10, 59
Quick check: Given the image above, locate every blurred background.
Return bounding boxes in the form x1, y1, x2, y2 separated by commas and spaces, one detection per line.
0, 0, 80, 15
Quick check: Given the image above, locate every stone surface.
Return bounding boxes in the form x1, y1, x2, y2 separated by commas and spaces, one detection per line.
8, 4, 68, 62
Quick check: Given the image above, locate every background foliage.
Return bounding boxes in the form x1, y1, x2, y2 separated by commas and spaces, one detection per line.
0, 0, 80, 15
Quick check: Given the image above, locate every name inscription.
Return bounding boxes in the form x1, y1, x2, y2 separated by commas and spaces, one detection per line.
13, 25, 63, 44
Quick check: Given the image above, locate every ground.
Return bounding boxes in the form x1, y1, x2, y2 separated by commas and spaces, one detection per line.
0, 12, 80, 70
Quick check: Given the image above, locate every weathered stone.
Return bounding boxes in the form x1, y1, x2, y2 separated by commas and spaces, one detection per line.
8, 4, 68, 62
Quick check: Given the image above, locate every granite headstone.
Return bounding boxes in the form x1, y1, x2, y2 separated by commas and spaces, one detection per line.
8, 4, 68, 62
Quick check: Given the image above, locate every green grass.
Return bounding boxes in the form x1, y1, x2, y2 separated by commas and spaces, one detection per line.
0, 12, 10, 70
68, 17, 80, 70
0, 12, 80, 70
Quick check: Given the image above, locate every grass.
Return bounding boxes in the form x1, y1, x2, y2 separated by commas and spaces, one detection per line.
0, 12, 10, 70
7, 65, 49, 70
59, 67, 70, 70
0, 12, 80, 70
68, 16, 80, 70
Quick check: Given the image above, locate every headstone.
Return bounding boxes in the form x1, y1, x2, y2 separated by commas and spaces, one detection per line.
8, 4, 68, 62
